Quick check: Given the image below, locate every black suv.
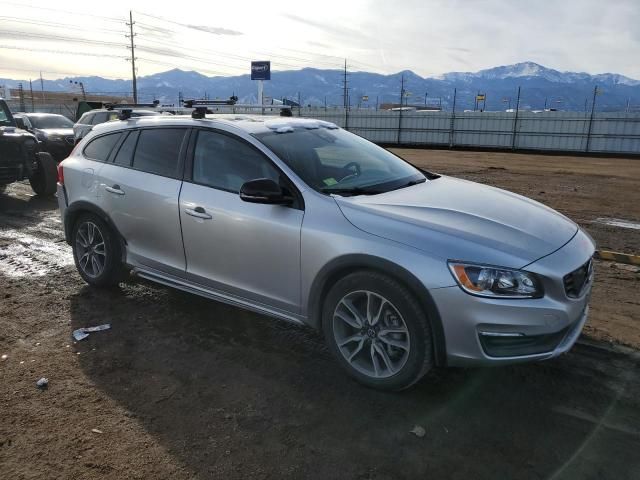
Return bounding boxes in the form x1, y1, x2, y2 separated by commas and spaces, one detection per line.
0, 99, 57, 196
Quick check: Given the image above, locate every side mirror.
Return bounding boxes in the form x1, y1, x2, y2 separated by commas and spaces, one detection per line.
239, 178, 293, 205
14, 117, 26, 130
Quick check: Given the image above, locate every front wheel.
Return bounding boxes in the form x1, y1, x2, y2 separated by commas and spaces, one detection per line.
322, 271, 434, 391
29, 152, 57, 196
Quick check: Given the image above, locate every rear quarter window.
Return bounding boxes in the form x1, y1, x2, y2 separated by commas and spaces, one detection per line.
83, 133, 122, 162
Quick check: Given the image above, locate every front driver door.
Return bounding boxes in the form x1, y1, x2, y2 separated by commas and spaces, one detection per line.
179, 128, 304, 315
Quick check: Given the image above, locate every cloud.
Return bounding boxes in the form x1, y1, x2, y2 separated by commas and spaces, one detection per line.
186, 25, 243, 36
282, 13, 369, 42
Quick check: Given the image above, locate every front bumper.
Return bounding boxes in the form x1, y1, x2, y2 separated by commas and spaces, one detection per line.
43, 140, 73, 162
433, 228, 595, 367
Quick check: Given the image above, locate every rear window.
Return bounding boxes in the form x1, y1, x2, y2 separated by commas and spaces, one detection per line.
79, 113, 94, 125
92, 112, 109, 125
83, 133, 122, 162
132, 129, 186, 178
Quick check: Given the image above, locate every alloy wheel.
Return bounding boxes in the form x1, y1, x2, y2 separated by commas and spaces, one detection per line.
75, 221, 106, 278
332, 290, 411, 379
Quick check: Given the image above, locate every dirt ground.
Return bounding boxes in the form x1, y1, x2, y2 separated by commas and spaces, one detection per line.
1, 149, 640, 479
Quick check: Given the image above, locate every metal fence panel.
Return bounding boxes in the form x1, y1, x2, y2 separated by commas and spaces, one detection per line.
298, 108, 640, 155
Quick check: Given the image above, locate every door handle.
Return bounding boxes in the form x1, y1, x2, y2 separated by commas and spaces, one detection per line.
184, 206, 212, 220
105, 184, 125, 195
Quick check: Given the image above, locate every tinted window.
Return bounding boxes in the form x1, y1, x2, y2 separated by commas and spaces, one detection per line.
79, 113, 93, 125
92, 112, 109, 125
113, 131, 138, 166
83, 133, 122, 162
193, 130, 280, 193
132, 129, 185, 178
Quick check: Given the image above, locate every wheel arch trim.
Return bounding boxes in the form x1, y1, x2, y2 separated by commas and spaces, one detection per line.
64, 201, 126, 257
307, 254, 447, 366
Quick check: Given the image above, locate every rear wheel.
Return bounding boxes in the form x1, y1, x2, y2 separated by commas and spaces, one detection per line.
322, 271, 434, 391
29, 152, 57, 196
71, 213, 124, 287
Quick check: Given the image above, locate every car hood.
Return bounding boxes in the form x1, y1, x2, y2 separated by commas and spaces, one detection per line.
38, 128, 74, 136
335, 176, 578, 268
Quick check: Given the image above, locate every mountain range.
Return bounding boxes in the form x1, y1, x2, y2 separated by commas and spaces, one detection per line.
2, 62, 639, 112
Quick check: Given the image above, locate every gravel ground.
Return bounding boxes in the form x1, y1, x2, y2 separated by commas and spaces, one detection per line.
1, 149, 639, 479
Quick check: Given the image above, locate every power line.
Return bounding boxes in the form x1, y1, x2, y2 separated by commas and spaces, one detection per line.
0, 16, 124, 35
0, 44, 126, 60
0, 65, 127, 80
0, 1, 125, 24
0, 29, 125, 48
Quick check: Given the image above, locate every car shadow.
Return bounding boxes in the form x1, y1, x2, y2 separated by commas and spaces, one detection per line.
0, 182, 59, 229
70, 282, 640, 480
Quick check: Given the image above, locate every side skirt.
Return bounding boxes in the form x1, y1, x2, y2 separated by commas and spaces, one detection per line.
131, 266, 307, 327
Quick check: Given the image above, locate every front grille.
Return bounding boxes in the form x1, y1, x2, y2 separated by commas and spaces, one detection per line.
563, 258, 593, 298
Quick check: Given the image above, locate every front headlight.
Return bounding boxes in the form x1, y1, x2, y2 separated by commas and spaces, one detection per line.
448, 262, 543, 299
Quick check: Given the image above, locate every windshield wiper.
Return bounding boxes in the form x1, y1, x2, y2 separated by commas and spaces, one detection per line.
386, 177, 427, 192
320, 186, 383, 196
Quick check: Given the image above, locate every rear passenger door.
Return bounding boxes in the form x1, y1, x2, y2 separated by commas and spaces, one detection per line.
97, 127, 189, 275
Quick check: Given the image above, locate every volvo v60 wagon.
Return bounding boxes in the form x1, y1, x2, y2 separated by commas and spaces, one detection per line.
57, 115, 595, 390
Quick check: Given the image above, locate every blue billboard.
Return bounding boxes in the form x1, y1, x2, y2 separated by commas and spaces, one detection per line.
251, 61, 271, 81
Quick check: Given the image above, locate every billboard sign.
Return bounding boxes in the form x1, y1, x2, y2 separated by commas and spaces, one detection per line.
251, 61, 271, 81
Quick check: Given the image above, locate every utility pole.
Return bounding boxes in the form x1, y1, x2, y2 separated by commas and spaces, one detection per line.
585, 85, 599, 152
17, 83, 25, 112
449, 87, 457, 148
39, 71, 45, 103
424, 91, 428, 106
29, 79, 35, 112
126, 11, 138, 103
511, 86, 521, 150
342, 59, 349, 109
397, 74, 405, 144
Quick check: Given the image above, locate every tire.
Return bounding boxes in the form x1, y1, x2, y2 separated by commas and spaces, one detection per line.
71, 213, 125, 287
322, 270, 433, 391
29, 152, 57, 196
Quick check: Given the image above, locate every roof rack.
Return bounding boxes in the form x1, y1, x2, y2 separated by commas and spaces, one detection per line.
183, 98, 293, 118
104, 101, 159, 111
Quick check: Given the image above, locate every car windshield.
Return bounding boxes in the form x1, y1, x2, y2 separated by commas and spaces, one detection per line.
254, 126, 425, 195
29, 115, 74, 129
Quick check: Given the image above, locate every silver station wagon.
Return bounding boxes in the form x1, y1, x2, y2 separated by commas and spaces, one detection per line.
57, 112, 595, 390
